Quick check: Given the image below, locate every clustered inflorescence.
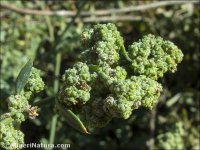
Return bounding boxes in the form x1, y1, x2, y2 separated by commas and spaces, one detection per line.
157, 122, 185, 149
0, 67, 44, 149
57, 23, 183, 130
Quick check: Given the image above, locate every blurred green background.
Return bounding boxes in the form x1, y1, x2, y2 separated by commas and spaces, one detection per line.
0, 0, 199, 149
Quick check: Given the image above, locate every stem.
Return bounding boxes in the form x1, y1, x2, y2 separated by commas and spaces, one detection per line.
54, 0, 86, 53
59, 1, 87, 39
54, 54, 61, 93
49, 114, 58, 144
45, 16, 55, 43
48, 1, 86, 145
49, 53, 61, 145
46, 14, 60, 145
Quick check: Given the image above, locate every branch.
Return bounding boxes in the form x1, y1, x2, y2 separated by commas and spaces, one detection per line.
82, 1, 199, 16
0, 1, 198, 17
82, 15, 143, 22
0, 3, 76, 16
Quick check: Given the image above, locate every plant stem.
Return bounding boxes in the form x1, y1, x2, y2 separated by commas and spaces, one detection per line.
54, 53, 61, 94
49, 114, 58, 144
49, 53, 61, 145
47, 14, 60, 145
48, 0, 86, 145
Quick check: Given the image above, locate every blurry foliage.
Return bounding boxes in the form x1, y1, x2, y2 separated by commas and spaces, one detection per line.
0, 0, 199, 150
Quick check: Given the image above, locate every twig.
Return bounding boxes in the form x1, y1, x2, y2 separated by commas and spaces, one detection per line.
104, 1, 199, 14
0, 1, 198, 17
0, 14, 143, 22
0, 3, 76, 16
82, 15, 142, 22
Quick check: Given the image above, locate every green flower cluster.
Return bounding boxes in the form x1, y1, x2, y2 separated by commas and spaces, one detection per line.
0, 120, 24, 150
105, 75, 162, 119
157, 122, 185, 150
25, 67, 45, 94
128, 34, 183, 80
80, 23, 124, 65
57, 23, 183, 130
0, 67, 44, 149
58, 62, 91, 107
7, 94, 29, 123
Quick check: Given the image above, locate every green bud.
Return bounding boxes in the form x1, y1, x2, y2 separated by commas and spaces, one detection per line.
25, 67, 44, 93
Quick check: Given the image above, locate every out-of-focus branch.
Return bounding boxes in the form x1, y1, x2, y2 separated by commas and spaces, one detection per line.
90, 1, 199, 15
0, 15, 144, 31
0, 3, 76, 16
81, 15, 143, 22
0, 1, 198, 17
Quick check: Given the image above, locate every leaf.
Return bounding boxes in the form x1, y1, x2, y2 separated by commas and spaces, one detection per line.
166, 93, 181, 107
57, 103, 89, 134
15, 59, 33, 94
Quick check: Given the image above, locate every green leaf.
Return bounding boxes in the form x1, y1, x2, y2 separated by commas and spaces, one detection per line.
57, 103, 89, 134
15, 59, 33, 94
